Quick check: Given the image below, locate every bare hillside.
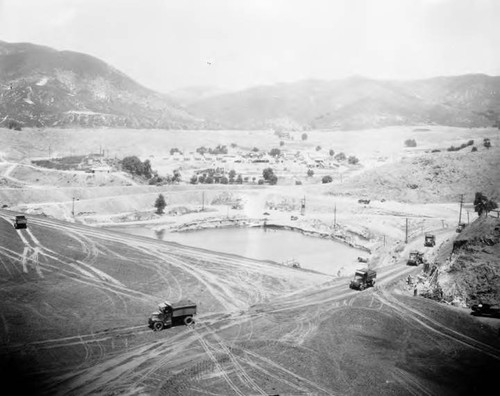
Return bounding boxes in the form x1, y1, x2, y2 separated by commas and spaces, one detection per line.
335, 145, 500, 203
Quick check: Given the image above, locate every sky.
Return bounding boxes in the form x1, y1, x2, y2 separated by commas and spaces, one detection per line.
0, 0, 499, 93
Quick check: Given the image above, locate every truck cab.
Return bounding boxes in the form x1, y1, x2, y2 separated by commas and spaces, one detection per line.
14, 215, 27, 229
349, 268, 376, 291
148, 299, 197, 331
407, 250, 424, 266
424, 233, 435, 247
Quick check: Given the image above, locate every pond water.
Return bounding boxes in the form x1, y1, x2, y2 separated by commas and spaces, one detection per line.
110, 225, 365, 276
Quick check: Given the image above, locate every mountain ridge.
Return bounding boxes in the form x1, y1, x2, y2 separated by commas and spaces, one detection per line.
0, 40, 207, 129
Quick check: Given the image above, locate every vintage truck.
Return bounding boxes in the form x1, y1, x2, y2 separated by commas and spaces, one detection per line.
349, 268, 377, 291
14, 215, 27, 229
407, 250, 424, 266
424, 233, 436, 247
471, 303, 500, 318
148, 300, 197, 331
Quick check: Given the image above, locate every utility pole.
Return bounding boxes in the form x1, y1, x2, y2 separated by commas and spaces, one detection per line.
71, 197, 79, 217
334, 203, 337, 228
301, 196, 306, 216
202, 191, 205, 211
458, 194, 464, 227
467, 210, 470, 224
405, 218, 409, 244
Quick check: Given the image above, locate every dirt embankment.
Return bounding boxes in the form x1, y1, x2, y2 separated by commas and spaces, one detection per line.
436, 215, 500, 306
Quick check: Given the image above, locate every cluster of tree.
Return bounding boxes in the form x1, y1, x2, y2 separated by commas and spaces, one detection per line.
447, 140, 474, 152
190, 169, 247, 185
474, 192, 498, 216
196, 144, 228, 155
269, 148, 281, 157
148, 170, 181, 185
334, 152, 346, 161
121, 156, 153, 179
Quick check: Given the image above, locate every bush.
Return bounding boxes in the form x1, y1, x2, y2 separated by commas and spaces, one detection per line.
154, 194, 167, 214
322, 175, 333, 183
404, 139, 417, 147
269, 148, 281, 157
348, 156, 359, 165
7, 120, 22, 131
329, 149, 335, 157
471, 146, 478, 152
258, 179, 265, 185
431, 149, 441, 153
315, 145, 322, 151
307, 169, 314, 177
334, 152, 346, 161
295, 180, 302, 185
301, 133, 308, 141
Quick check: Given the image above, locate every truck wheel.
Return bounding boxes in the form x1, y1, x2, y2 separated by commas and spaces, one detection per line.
153, 322, 163, 331
184, 316, 194, 326
359, 285, 365, 291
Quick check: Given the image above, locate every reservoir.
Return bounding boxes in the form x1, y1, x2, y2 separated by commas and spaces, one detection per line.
110, 225, 366, 276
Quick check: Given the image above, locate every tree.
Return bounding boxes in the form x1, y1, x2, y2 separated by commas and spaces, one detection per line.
474, 192, 498, 216
268, 174, 278, 185
307, 169, 314, 177
143, 159, 153, 179
196, 146, 208, 155
301, 133, 308, 141
334, 152, 346, 161
262, 167, 275, 181
121, 156, 143, 176
154, 194, 166, 214
170, 148, 182, 155
322, 175, 333, 183
269, 148, 281, 157
348, 155, 359, 165
228, 169, 237, 179
172, 169, 181, 183
279, 140, 285, 147
404, 139, 417, 147
205, 176, 214, 184
190, 175, 198, 184
236, 174, 243, 184
221, 176, 229, 184
329, 149, 335, 157
315, 145, 322, 151
252, 147, 259, 152
258, 179, 265, 185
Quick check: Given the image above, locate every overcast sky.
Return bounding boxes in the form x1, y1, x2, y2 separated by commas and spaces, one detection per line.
1, 0, 499, 93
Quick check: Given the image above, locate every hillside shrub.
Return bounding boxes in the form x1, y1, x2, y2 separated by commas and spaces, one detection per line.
471, 147, 477, 152
404, 139, 417, 147
431, 149, 441, 153
7, 120, 22, 130
322, 175, 333, 184
334, 152, 346, 161
348, 156, 359, 165
307, 169, 314, 177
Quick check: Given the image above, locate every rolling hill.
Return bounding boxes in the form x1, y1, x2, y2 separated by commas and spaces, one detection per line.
0, 41, 206, 129
187, 75, 500, 130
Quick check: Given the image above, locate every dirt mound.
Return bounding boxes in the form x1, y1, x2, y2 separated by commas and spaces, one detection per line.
439, 216, 500, 306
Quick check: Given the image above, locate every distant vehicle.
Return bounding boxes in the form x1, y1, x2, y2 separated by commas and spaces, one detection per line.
407, 250, 424, 266
14, 215, 27, 229
349, 268, 377, 291
424, 233, 436, 247
471, 303, 500, 318
358, 199, 370, 205
148, 300, 197, 331
456, 223, 466, 233
290, 215, 298, 221
263, 212, 270, 216
357, 256, 369, 263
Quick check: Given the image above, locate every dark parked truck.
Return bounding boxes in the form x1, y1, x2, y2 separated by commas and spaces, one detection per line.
349, 268, 377, 290
407, 250, 424, 266
471, 303, 500, 318
424, 233, 435, 247
14, 215, 27, 229
148, 299, 197, 331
